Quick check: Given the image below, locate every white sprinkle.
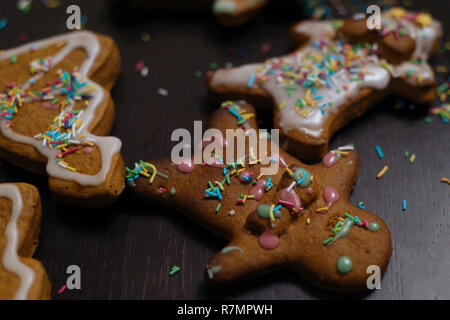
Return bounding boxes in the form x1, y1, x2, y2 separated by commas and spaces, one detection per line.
34, 133, 42, 139
140, 66, 148, 77
77, 123, 86, 135
338, 145, 355, 151
43, 95, 54, 100
287, 181, 296, 192
42, 138, 47, 146
77, 110, 84, 118
229, 210, 236, 216
69, 139, 80, 144
157, 88, 169, 96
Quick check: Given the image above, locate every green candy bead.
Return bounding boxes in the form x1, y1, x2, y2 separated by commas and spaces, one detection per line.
292, 168, 312, 187
368, 222, 380, 232
336, 256, 353, 274
257, 204, 271, 219
257, 204, 281, 220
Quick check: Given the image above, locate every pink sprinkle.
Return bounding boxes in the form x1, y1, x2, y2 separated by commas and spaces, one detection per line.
19, 33, 29, 42
135, 61, 145, 72
278, 200, 295, 207
57, 284, 67, 295
160, 187, 167, 193
261, 43, 271, 54
61, 146, 81, 157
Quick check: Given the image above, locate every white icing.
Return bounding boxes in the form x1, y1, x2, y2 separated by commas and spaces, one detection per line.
0, 184, 35, 300
293, 21, 337, 41
0, 32, 122, 186
211, 13, 441, 138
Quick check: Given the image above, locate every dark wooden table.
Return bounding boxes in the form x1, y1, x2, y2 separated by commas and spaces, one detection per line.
0, 0, 448, 299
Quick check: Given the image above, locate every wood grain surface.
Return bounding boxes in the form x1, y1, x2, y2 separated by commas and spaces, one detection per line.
0, 0, 448, 299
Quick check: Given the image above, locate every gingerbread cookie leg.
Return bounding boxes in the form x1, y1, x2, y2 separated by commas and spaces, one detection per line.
208, 9, 442, 161
0, 183, 51, 300
0, 32, 125, 207
130, 101, 392, 292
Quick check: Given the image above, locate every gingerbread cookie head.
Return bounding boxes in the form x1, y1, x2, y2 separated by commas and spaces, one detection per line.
208, 9, 442, 161
0, 183, 51, 299
130, 101, 392, 292
0, 31, 125, 207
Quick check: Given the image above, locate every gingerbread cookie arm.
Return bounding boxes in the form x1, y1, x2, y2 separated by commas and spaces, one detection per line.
0, 183, 51, 299
0, 32, 125, 207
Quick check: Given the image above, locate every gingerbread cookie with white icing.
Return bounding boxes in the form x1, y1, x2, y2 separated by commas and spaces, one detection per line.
0, 183, 51, 300
129, 101, 392, 292
208, 8, 442, 160
0, 31, 125, 207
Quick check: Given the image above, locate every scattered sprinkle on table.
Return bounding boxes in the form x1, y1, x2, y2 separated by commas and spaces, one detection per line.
376, 166, 388, 179
261, 43, 271, 54
358, 201, 365, 209
158, 88, 169, 96
10, 55, 17, 64
141, 32, 151, 42
375, 145, 384, 159
169, 266, 180, 276
0, 18, 7, 30
402, 200, 407, 211
409, 154, 416, 164
209, 62, 219, 70
194, 70, 202, 78
441, 178, 450, 184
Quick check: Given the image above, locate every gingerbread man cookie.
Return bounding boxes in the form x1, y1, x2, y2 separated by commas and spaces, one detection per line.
0, 183, 51, 300
0, 31, 125, 207
208, 8, 442, 160
129, 101, 392, 292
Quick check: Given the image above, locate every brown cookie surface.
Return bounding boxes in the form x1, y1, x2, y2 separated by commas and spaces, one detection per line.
208, 9, 442, 161
0, 31, 125, 207
0, 183, 51, 300
129, 101, 392, 292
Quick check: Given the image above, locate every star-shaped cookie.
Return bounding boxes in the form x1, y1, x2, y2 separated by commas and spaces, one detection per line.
208, 9, 442, 160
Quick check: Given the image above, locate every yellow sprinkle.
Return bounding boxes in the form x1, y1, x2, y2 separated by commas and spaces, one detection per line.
243, 194, 248, 203
331, 150, 349, 156
257, 173, 263, 180
376, 165, 389, 179
236, 168, 245, 174
338, 217, 344, 221
441, 178, 449, 184
315, 207, 329, 213
306, 218, 310, 225
140, 171, 150, 178
230, 169, 236, 175
247, 195, 255, 199
285, 167, 293, 176
215, 181, 224, 191
279, 100, 286, 110
269, 204, 275, 221
145, 162, 158, 184
409, 154, 416, 164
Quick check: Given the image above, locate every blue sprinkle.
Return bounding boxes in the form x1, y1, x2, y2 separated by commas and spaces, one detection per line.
0, 18, 7, 30
402, 200, 407, 211
274, 205, 282, 212
216, 187, 222, 200
247, 73, 256, 88
375, 145, 384, 159
205, 190, 217, 197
